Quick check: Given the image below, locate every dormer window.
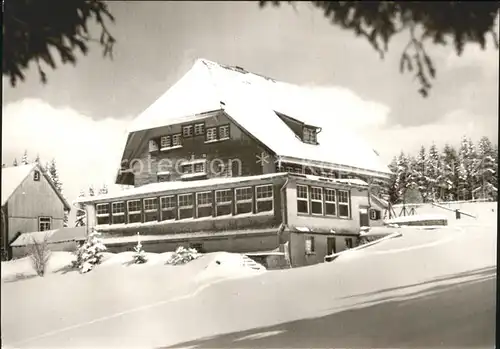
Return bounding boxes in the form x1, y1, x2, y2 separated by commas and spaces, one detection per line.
182, 125, 193, 138
303, 127, 317, 144
33, 170, 40, 181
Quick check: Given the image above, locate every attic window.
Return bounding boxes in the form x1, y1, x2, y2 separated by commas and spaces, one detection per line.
303, 127, 317, 144
33, 170, 40, 181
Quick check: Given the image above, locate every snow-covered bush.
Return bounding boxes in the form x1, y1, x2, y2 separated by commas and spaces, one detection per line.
27, 234, 51, 276
166, 246, 202, 265
72, 230, 107, 273
133, 233, 147, 264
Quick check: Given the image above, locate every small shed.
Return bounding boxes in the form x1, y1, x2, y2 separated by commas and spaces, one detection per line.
10, 227, 86, 258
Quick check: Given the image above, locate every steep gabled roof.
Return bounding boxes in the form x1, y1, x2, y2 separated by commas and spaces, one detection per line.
121, 58, 392, 180
1, 164, 71, 210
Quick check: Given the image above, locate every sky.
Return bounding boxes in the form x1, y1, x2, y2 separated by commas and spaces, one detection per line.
2, 1, 499, 222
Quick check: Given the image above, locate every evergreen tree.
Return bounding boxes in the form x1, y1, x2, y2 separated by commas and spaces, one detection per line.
75, 190, 86, 227
13, 158, 18, 166
88, 185, 95, 197
98, 184, 109, 195
21, 150, 29, 165
413, 146, 430, 202
72, 229, 107, 274
474, 136, 497, 200
387, 156, 400, 204
133, 233, 148, 264
34, 153, 40, 164
441, 144, 459, 201
48, 159, 68, 227
427, 143, 441, 202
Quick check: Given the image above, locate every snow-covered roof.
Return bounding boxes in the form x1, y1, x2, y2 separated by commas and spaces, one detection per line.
77, 172, 368, 204
77, 173, 288, 203
1, 164, 70, 210
10, 227, 86, 247
122, 58, 392, 179
1, 164, 36, 206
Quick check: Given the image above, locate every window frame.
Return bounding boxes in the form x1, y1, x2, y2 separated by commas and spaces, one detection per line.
96, 203, 110, 217
310, 186, 323, 216
215, 189, 232, 216
182, 124, 194, 138
160, 195, 176, 221
234, 186, 253, 215
305, 235, 315, 254
196, 191, 213, 218
303, 127, 317, 144
218, 124, 230, 140
194, 122, 205, 136
38, 216, 52, 231
324, 188, 337, 217
177, 193, 194, 219
127, 199, 142, 223
160, 135, 171, 149
206, 127, 218, 142
172, 133, 182, 147
296, 184, 309, 214
143, 197, 158, 213
255, 184, 274, 213
337, 190, 350, 219
33, 170, 40, 181
111, 201, 125, 224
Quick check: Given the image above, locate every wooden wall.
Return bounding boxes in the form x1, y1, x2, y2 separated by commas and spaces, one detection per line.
6, 169, 65, 242
131, 112, 271, 187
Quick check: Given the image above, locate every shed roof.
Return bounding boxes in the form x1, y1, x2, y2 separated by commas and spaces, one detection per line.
10, 227, 86, 247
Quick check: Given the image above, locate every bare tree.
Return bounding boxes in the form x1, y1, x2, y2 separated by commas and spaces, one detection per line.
27, 234, 52, 277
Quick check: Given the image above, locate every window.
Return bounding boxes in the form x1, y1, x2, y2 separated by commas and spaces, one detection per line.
39, 217, 51, 231
160, 136, 171, 148
172, 134, 182, 147
128, 200, 141, 223
310, 187, 323, 215
296, 185, 309, 214
144, 198, 159, 222
157, 173, 170, 182
346, 238, 353, 249
33, 170, 40, 181
219, 125, 230, 139
149, 139, 159, 152
196, 191, 213, 218
324, 188, 337, 216
182, 125, 193, 138
194, 162, 205, 173
178, 193, 194, 220
370, 209, 381, 220
235, 187, 252, 214
338, 190, 350, 218
206, 127, 217, 142
112, 202, 125, 224
160, 196, 176, 221
181, 161, 206, 175
303, 127, 317, 144
305, 236, 315, 254
215, 189, 232, 216
194, 123, 205, 136
96, 203, 110, 225
255, 184, 273, 213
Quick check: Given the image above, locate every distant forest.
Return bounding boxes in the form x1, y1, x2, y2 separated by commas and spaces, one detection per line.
386, 136, 498, 204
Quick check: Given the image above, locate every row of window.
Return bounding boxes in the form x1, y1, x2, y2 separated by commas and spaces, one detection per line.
297, 185, 350, 218
151, 124, 231, 151
95, 184, 274, 225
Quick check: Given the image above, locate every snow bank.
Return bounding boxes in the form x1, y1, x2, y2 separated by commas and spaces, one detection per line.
194, 252, 266, 282
1, 251, 75, 281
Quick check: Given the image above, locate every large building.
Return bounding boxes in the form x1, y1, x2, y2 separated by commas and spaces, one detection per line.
77, 59, 392, 267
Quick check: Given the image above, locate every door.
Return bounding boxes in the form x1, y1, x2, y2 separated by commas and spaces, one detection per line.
327, 237, 336, 255
359, 207, 369, 228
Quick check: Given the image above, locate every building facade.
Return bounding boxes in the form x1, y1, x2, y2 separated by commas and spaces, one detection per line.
1, 164, 71, 260
78, 58, 392, 267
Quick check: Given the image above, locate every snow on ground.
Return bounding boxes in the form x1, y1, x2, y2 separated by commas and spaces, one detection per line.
1, 203, 496, 348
